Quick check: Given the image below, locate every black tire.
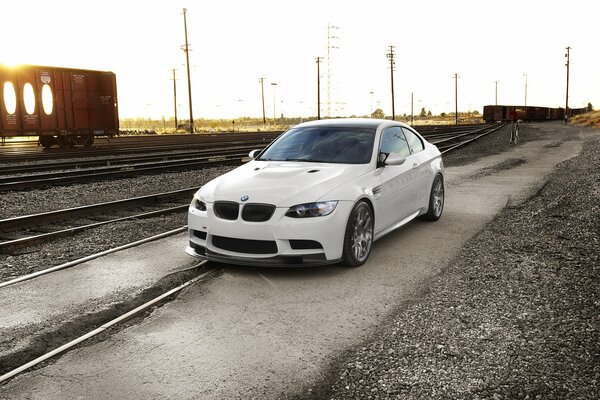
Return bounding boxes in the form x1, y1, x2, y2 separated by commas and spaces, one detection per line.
420, 174, 444, 221
39, 135, 56, 149
342, 201, 374, 267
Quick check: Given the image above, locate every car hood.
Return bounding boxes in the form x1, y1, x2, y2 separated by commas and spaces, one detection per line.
198, 161, 371, 206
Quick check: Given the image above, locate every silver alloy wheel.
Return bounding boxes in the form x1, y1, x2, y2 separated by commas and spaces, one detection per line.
351, 204, 373, 262
432, 176, 444, 218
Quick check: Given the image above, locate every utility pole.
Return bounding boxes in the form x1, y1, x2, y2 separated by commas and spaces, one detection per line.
495, 80, 498, 106
259, 78, 266, 125
411, 92, 414, 125
386, 45, 396, 120
326, 24, 340, 117
369, 91, 374, 117
524, 73, 528, 106
182, 8, 194, 133
454, 73, 459, 125
171, 69, 178, 130
565, 46, 571, 123
271, 82, 277, 126
316, 57, 322, 120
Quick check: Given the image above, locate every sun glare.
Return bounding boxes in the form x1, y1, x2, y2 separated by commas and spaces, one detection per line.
23, 83, 36, 115
3, 81, 17, 114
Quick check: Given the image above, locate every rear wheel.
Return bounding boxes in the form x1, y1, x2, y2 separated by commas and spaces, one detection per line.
342, 201, 374, 267
39, 135, 56, 149
420, 174, 444, 221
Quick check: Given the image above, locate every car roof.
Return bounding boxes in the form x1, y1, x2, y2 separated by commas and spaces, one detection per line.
294, 118, 411, 130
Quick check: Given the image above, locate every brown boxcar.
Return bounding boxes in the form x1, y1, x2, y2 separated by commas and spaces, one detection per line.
483, 105, 586, 123
0, 64, 118, 148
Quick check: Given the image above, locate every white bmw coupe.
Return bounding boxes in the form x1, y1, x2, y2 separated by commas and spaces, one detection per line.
186, 118, 444, 267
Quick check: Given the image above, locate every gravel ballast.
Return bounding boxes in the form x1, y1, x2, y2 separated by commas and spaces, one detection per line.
306, 133, 599, 399
0, 166, 234, 219
0, 166, 235, 282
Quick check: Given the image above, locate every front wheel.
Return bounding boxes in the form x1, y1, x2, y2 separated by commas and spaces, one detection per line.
342, 201, 374, 267
420, 174, 444, 221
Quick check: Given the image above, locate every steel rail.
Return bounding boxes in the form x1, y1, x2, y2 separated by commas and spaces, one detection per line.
0, 226, 188, 289
0, 133, 280, 163
0, 145, 259, 175
439, 124, 506, 154
0, 187, 197, 232
0, 262, 214, 384
0, 189, 197, 252
0, 205, 188, 253
0, 153, 244, 191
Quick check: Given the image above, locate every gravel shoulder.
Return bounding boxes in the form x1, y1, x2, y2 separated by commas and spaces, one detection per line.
308, 129, 600, 399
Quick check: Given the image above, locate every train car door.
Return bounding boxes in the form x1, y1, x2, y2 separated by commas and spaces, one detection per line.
100, 72, 118, 133
71, 71, 89, 130
0, 66, 21, 135
37, 68, 59, 132
17, 67, 40, 132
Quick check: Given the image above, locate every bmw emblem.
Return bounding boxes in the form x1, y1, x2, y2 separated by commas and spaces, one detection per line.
240, 195, 249, 202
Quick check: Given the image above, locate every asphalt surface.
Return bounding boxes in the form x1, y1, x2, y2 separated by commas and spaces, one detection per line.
1, 122, 596, 399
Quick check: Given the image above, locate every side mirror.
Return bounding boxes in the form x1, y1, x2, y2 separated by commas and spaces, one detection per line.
248, 149, 261, 159
386, 154, 407, 166
377, 152, 406, 167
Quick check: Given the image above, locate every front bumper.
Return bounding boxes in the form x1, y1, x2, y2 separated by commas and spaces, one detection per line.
186, 201, 353, 267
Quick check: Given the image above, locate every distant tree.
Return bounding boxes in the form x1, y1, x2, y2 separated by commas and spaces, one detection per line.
472, 110, 480, 115
419, 107, 427, 118
371, 108, 385, 118
440, 112, 446, 117
587, 102, 594, 112
427, 110, 432, 117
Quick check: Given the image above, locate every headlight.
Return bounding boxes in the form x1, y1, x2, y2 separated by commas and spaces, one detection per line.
285, 201, 338, 218
192, 196, 207, 211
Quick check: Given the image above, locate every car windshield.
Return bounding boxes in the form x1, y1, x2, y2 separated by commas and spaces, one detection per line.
258, 126, 375, 164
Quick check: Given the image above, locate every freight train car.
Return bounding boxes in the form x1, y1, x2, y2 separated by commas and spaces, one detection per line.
0, 64, 118, 148
483, 105, 587, 123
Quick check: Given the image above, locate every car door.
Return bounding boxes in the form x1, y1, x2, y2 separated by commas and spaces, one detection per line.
373, 126, 417, 234
402, 127, 431, 209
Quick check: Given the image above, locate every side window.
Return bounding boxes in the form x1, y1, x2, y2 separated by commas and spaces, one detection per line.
380, 127, 410, 157
402, 127, 424, 154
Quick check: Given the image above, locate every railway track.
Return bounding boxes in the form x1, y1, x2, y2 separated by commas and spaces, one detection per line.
0, 124, 502, 191
0, 188, 197, 253
0, 150, 247, 191
0, 132, 280, 163
0, 262, 215, 383
0, 145, 255, 175
430, 123, 505, 153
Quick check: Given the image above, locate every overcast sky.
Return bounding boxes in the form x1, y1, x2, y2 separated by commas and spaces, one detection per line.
1, 0, 598, 119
